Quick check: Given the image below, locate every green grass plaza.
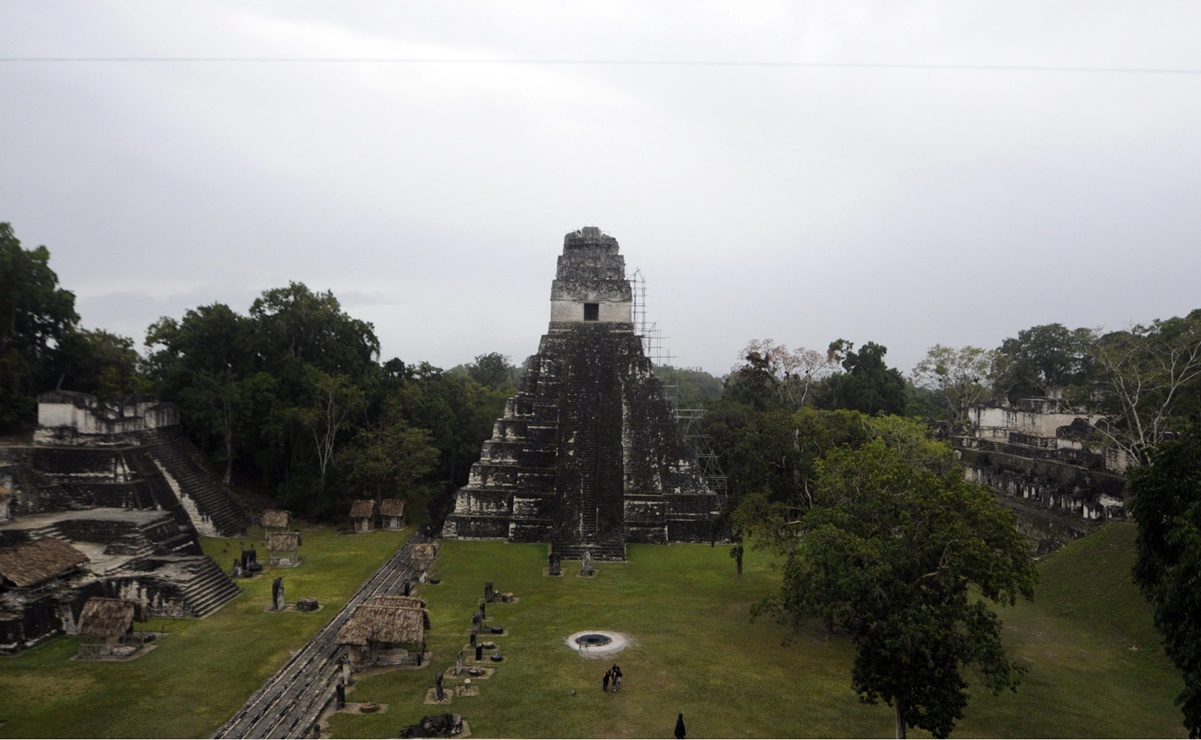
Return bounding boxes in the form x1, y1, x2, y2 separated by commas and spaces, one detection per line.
0, 523, 1186, 738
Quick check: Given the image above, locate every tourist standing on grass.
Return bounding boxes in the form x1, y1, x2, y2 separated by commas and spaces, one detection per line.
602, 669, 611, 692
611, 664, 622, 691
675, 712, 686, 739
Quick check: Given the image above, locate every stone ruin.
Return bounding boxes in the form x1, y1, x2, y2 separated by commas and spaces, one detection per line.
0, 391, 249, 653
954, 396, 1129, 553
442, 227, 720, 560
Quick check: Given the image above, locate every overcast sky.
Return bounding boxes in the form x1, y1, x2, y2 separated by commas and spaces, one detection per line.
3, 2, 1200, 377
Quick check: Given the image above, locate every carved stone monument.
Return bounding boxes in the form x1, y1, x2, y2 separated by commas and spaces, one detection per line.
484, 580, 494, 603
549, 552, 562, 576
272, 577, 285, 611
580, 549, 595, 577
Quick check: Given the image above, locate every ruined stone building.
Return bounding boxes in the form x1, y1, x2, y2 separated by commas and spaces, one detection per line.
442, 227, 720, 560
0, 392, 247, 653
954, 396, 1127, 553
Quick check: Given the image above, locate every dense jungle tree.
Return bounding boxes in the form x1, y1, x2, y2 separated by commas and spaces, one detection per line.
995, 323, 1095, 400
724, 339, 834, 411
1087, 311, 1201, 465
0, 223, 79, 426
145, 303, 261, 483
911, 344, 999, 425
48, 328, 146, 400
343, 394, 440, 511
463, 352, 518, 391
394, 361, 509, 530
816, 339, 907, 416
651, 365, 723, 407
752, 418, 1036, 738
1129, 422, 1201, 737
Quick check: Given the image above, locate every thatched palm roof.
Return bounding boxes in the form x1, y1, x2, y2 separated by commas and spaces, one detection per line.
371, 595, 427, 609
349, 499, 375, 519
0, 537, 89, 588
337, 604, 427, 647
267, 532, 301, 551
78, 598, 136, 638
262, 510, 290, 528
369, 595, 431, 628
379, 499, 406, 517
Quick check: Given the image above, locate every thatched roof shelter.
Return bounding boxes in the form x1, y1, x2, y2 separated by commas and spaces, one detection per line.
349, 499, 375, 519
267, 532, 301, 551
380, 499, 406, 518
337, 603, 427, 647
0, 537, 89, 588
369, 595, 431, 628
78, 598, 136, 639
262, 510, 290, 528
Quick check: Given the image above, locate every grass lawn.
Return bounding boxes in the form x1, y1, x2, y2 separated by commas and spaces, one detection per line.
0, 525, 411, 739
328, 524, 1186, 739
0, 522, 1186, 738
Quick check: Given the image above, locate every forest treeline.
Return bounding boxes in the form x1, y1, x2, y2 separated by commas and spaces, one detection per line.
4, 222, 1201, 531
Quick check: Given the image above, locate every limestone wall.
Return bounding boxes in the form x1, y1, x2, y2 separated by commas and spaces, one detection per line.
34, 392, 179, 446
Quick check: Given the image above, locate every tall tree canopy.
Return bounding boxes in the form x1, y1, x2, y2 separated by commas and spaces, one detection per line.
996, 323, 1095, 400
725, 339, 834, 412
911, 344, 999, 425
1129, 423, 1201, 737
817, 339, 908, 416
1088, 311, 1201, 465
753, 418, 1036, 738
0, 223, 79, 426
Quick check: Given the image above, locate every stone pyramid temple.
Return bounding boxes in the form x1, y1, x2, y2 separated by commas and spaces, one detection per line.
441, 227, 720, 560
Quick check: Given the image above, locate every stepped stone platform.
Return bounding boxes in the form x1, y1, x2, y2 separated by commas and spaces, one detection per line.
442, 227, 719, 559
0, 393, 247, 652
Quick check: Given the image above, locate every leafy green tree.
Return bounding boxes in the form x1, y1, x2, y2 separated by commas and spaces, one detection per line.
817, 340, 907, 416
1088, 311, 1201, 465
1129, 423, 1201, 737
301, 370, 365, 494
249, 282, 379, 378
465, 352, 517, 391
755, 419, 1036, 738
651, 365, 724, 407
726, 339, 835, 411
911, 344, 999, 425
343, 396, 441, 522
50, 328, 146, 399
0, 223, 79, 426
996, 323, 1095, 400
394, 362, 508, 530
145, 303, 260, 484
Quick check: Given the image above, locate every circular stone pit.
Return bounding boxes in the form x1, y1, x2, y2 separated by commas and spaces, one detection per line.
565, 630, 631, 658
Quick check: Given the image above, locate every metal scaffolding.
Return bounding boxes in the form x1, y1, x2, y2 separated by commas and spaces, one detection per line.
628, 268, 728, 508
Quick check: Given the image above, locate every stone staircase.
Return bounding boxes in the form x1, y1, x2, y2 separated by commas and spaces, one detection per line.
22, 522, 64, 541
178, 556, 242, 617
112, 554, 241, 618
550, 533, 627, 563
141, 428, 251, 536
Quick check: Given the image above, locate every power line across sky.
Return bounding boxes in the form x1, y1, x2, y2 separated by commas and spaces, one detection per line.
3, 57, 1201, 75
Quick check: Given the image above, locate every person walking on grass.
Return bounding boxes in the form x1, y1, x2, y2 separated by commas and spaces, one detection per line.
602, 669, 611, 692
675, 712, 686, 739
